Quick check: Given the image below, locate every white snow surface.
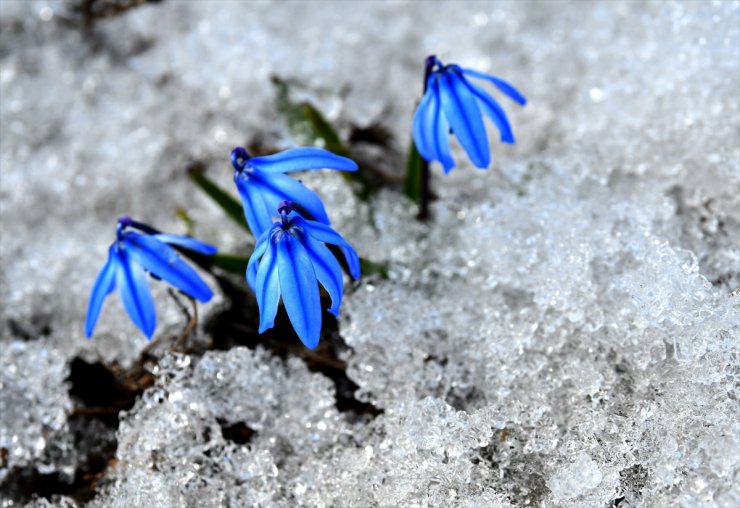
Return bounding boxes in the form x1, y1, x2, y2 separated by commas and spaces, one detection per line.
1, 0, 739, 507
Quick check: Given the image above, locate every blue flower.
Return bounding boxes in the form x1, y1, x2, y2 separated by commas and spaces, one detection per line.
85, 218, 217, 339
231, 147, 358, 237
247, 201, 360, 349
412, 55, 526, 173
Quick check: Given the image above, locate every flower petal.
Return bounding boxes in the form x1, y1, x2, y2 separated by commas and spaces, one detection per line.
85, 245, 118, 337
254, 171, 331, 225
296, 217, 361, 279
255, 238, 280, 334
249, 147, 358, 173
341, 246, 361, 280
301, 233, 344, 315
115, 247, 156, 339
154, 234, 218, 255
413, 78, 455, 172
463, 79, 515, 144
234, 173, 275, 237
412, 86, 437, 161
247, 229, 272, 290
123, 232, 213, 303
430, 79, 456, 173
277, 234, 322, 349
460, 68, 527, 105
439, 71, 490, 169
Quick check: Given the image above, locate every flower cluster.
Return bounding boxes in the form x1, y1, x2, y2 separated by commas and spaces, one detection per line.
413, 55, 526, 173
87, 147, 361, 348
86, 55, 525, 348
85, 217, 216, 339
231, 146, 362, 347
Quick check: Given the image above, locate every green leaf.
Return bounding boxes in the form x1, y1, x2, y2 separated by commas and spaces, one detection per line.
175, 207, 195, 237
360, 258, 389, 279
300, 102, 349, 156
188, 165, 250, 234
403, 139, 424, 203
272, 76, 374, 200
273, 77, 347, 153
209, 253, 249, 274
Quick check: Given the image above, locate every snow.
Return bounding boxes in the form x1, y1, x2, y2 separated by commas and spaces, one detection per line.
1, 0, 738, 506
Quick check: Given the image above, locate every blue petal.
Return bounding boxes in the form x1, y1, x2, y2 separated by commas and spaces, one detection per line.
247, 229, 272, 290
462, 79, 515, 144
277, 234, 322, 349
255, 238, 280, 334
297, 217, 361, 279
115, 247, 156, 339
85, 245, 118, 338
412, 86, 437, 161
234, 173, 276, 237
301, 233, 344, 315
413, 78, 455, 172
430, 79, 455, 173
154, 234, 218, 255
123, 232, 213, 303
341, 246, 361, 280
249, 147, 358, 173
254, 171, 331, 225
460, 68, 527, 105
439, 71, 490, 169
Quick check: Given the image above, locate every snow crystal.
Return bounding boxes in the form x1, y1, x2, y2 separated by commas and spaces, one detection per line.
0, 341, 71, 482
547, 452, 603, 502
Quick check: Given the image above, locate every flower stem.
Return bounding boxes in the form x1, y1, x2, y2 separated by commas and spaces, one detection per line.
418, 57, 435, 220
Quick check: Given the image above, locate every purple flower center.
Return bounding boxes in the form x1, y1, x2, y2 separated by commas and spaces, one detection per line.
278, 200, 293, 229
231, 147, 251, 172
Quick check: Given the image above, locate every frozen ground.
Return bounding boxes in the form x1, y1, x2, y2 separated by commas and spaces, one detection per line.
1, 0, 739, 506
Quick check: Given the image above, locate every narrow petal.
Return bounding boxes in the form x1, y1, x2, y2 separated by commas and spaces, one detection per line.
154, 234, 217, 255
254, 171, 331, 225
115, 247, 156, 339
277, 235, 322, 349
463, 79, 515, 144
249, 147, 358, 173
234, 173, 276, 237
85, 245, 118, 337
412, 86, 437, 161
460, 68, 527, 105
247, 229, 272, 290
302, 233, 344, 315
414, 78, 455, 172
341, 246, 361, 280
297, 218, 361, 279
431, 79, 456, 173
439, 71, 490, 169
255, 239, 280, 333
123, 232, 213, 302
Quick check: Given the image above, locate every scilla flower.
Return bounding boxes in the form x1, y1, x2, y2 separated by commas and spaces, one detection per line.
231, 147, 358, 237
247, 201, 360, 349
412, 55, 526, 173
85, 218, 216, 339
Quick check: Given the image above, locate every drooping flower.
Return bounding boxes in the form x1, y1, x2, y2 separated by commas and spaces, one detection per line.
412, 55, 526, 173
85, 218, 216, 339
247, 201, 360, 349
231, 146, 358, 237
